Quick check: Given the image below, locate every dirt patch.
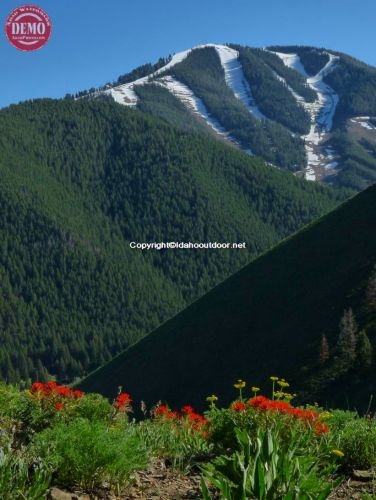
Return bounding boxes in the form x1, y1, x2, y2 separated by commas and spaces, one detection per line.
329, 475, 376, 499
125, 459, 203, 499
49, 464, 376, 499
48, 459, 206, 499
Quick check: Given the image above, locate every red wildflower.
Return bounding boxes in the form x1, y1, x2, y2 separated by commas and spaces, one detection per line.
187, 412, 208, 425
44, 381, 58, 396
55, 386, 73, 398
296, 408, 319, 422
248, 395, 269, 409
154, 404, 170, 417
114, 393, 132, 409
29, 381, 82, 400
232, 401, 247, 412
154, 403, 208, 435
166, 410, 179, 420
265, 400, 293, 413
30, 382, 45, 394
314, 421, 329, 435
55, 402, 64, 411
181, 405, 194, 414
72, 390, 84, 399
247, 394, 328, 435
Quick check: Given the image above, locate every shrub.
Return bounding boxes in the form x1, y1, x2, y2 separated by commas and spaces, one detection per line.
61, 392, 112, 422
31, 419, 148, 491
329, 409, 358, 431
338, 417, 376, 469
0, 383, 29, 420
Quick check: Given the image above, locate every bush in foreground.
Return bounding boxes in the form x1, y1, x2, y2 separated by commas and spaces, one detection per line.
31, 419, 148, 491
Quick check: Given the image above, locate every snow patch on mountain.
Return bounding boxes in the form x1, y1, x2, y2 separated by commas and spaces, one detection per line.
157, 76, 246, 150
105, 48, 195, 107
213, 45, 266, 120
350, 116, 376, 131
105, 43, 263, 150
270, 51, 309, 77
307, 54, 339, 131
108, 86, 138, 107
269, 50, 340, 181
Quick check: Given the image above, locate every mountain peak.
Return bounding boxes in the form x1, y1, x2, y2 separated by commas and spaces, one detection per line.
83, 43, 376, 190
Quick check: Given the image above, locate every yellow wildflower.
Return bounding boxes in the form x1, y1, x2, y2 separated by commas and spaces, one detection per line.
234, 379, 246, 390
274, 391, 284, 399
206, 395, 218, 402
283, 393, 294, 401
332, 449, 344, 458
277, 381, 290, 388
270, 376, 279, 381
251, 386, 260, 393
320, 411, 333, 421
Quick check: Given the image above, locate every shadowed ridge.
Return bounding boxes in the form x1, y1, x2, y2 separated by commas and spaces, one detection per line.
79, 185, 376, 410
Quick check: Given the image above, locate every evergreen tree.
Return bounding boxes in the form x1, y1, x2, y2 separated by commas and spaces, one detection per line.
319, 334, 330, 365
356, 330, 373, 368
366, 266, 376, 310
337, 308, 358, 364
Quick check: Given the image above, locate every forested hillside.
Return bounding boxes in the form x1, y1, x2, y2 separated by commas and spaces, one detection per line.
0, 98, 346, 383
329, 130, 376, 190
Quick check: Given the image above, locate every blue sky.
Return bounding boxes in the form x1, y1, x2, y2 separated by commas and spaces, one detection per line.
1, 0, 375, 108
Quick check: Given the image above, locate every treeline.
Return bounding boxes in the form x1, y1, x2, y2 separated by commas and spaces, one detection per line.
0, 99, 347, 383
167, 47, 307, 171
115, 56, 171, 85
67, 56, 172, 100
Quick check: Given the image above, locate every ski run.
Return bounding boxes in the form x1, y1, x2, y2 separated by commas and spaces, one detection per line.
268, 50, 340, 181
156, 76, 244, 150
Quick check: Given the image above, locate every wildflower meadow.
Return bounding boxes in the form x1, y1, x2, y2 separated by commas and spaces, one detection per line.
0, 376, 375, 498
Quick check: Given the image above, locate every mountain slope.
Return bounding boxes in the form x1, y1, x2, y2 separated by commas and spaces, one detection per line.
79, 185, 376, 410
0, 98, 345, 383
89, 43, 376, 190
